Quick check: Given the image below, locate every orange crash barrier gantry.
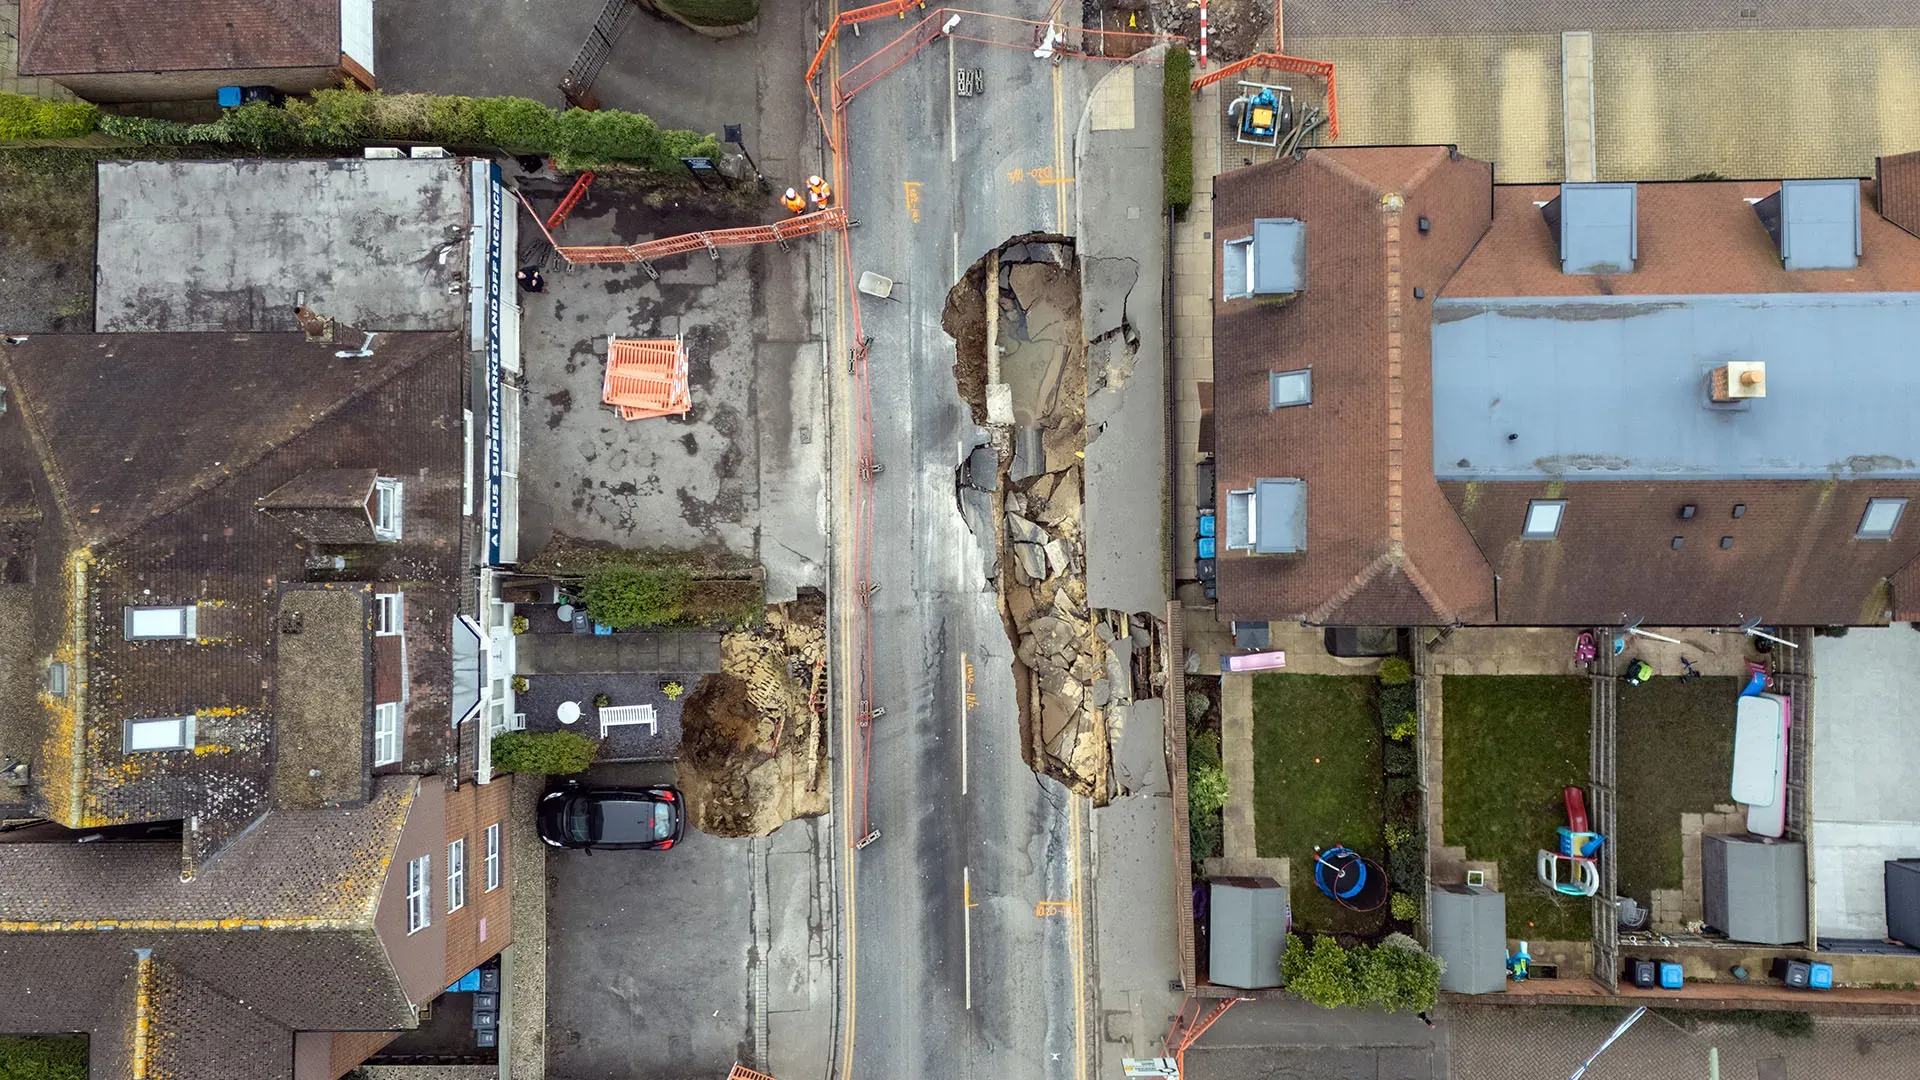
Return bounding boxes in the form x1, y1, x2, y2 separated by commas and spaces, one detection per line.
603, 336, 691, 421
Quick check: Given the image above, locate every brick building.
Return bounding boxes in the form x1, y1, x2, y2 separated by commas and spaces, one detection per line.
1211, 146, 1920, 628
0, 328, 516, 1077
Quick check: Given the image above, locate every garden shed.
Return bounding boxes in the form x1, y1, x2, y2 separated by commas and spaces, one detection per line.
1429, 885, 1507, 994
1209, 878, 1288, 989
1702, 834, 1807, 945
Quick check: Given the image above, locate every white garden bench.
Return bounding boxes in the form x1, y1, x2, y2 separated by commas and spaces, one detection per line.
599, 704, 658, 738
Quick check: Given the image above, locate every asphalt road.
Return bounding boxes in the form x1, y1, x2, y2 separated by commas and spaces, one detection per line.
825, 7, 1099, 1080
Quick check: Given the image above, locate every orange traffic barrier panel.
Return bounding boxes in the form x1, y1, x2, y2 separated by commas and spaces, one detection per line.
558, 206, 849, 267
1192, 52, 1339, 140
603, 336, 691, 420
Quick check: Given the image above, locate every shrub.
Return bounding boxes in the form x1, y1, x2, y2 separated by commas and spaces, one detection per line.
511, 615, 530, 634
221, 101, 303, 149
663, 681, 686, 700
1188, 726, 1228, 858
490, 730, 599, 775
656, 0, 762, 26
1390, 892, 1420, 921
1385, 741, 1417, 778
1384, 822, 1414, 850
1378, 683, 1416, 730
510, 675, 530, 693
1386, 775, 1419, 806
593, 692, 612, 708
1377, 657, 1413, 685
0, 94, 99, 140
425, 94, 489, 145
478, 95, 558, 151
0, 1034, 88, 1080
1357, 938, 1442, 1013
582, 564, 691, 629
1185, 689, 1211, 723
1163, 46, 1193, 210
1389, 835, 1425, 892
1387, 712, 1419, 742
1280, 934, 1359, 1008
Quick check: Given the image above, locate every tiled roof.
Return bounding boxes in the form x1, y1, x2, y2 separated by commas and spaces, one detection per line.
18, 0, 342, 77
1445, 180, 1920, 298
1212, 146, 1495, 625
273, 585, 373, 811
0, 329, 467, 866
1879, 152, 1920, 240
1448, 480, 1920, 626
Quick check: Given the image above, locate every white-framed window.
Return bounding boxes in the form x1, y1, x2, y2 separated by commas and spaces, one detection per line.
124, 605, 196, 640
372, 477, 404, 541
375, 592, 404, 636
1858, 498, 1908, 540
447, 838, 466, 912
374, 702, 402, 765
1269, 369, 1312, 409
1523, 499, 1567, 540
47, 662, 68, 698
406, 854, 431, 934
484, 823, 501, 892
123, 715, 195, 752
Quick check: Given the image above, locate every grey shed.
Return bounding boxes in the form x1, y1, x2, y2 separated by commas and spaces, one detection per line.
1701, 834, 1806, 945
1886, 860, 1920, 948
1210, 879, 1288, 989
1429, 885, 1507, 994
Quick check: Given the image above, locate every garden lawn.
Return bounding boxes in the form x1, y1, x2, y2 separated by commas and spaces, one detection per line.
1251, 674, 1385, 934
1615, 676, 1740, 903
1442, 675, 1591, 941
0, 1034, 87, 1080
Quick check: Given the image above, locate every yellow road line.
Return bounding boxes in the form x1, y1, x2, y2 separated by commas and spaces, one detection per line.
1051, 63, 1067, 229
1068, 794, 1088, 1080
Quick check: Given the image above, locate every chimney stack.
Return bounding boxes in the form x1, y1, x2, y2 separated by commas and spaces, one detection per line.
293, 305, 334, 342
1711, 361, 1767, 402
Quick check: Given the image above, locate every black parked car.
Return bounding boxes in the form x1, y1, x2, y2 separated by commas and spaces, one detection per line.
538, 785, 686, 851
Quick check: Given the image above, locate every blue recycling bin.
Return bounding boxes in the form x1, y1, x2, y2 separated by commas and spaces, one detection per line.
1658, 962, 1684, 989
1197, 536, 1216, 560
1198, 514, 1216, 538
1807, 962, 1834, 990
217, 85, 243, 107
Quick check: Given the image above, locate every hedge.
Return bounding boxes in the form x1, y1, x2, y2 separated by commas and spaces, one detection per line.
655, 0, 761, 26
1280, 933, 1441, 1013
0, 94, 99, 141
582, 564, 692, 630
84, 88, 723, 173
1188, 726, 1228, 859
1163, 46, 1193, 210
0, 1035, 88, 1080
490, 730, 600, 775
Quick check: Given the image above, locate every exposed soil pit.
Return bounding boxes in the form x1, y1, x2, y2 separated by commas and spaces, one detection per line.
946, 236, 1167, 803
676, 594, 829, 836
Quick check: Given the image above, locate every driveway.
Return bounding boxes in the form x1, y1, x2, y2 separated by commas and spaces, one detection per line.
1811, 626, 1920, 941
544, 761, 838, 1080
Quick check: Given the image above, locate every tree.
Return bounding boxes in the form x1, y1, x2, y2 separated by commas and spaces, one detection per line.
490, 730, 599, 775
1280, 934, 1360, 1009
1280, 933, 1441, 1014
581, 564, 691, 629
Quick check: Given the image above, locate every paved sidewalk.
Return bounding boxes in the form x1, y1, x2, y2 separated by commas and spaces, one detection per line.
1219, 674, 1257, 860
515, 631, 722, 675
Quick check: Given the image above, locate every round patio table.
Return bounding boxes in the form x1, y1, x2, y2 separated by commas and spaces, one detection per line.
557, 700, 581, 725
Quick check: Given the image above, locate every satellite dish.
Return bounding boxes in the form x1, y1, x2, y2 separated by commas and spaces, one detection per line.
1738, 614, 1764, 633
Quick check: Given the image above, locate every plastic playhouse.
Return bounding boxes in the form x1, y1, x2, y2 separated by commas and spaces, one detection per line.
1536, 786, 1604, 897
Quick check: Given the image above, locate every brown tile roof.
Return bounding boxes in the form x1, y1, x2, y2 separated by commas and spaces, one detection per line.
1879, 151, 1920, 240
1446, 180, 1920, 299
1212, 146, 1495, 625
0, 329, 467, 865
273, 585, 373, 811
18, 0, 342, 77
1449, 480, 1920, 626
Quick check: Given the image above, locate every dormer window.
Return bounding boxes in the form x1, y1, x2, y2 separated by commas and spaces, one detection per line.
375, 592, 404, 636
371, 477, 404, 541
125, 605, 197, 640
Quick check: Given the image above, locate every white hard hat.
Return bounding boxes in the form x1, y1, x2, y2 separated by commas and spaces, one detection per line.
785, 188, 799, 198
808, 175, 824, 186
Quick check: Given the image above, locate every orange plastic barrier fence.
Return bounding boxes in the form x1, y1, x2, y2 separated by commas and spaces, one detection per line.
1191, 51, 1339, 140
602, 336, 691, 420
558, 206, 849, 266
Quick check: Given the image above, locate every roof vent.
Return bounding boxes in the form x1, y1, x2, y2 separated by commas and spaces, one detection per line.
293, 305, 334, 342
1754, 179, 1861, 270
1222, 218, 1306, 299
1542, 183, 1637, 274
1710, 361, 1767, 402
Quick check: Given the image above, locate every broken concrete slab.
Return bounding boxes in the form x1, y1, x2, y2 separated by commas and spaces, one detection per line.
966, 444, 999, 490
1013, 541, 1048, 582
1038, 470, 1082, 528
1007, 512, 1048, 546
1027, 615, 1078, 659
1043, 421, 1083, 475
1110, 698, 1169, 797
1044, 538, 1072, 578
1008, 585, 1035, 626
1010, 425, 1045, 483
1105, 648, 1130, 701
1081, 254, 1140, 341
986, 382, 1014, 426
1006, 490, 1028, 517
1092, 678, 1112, 708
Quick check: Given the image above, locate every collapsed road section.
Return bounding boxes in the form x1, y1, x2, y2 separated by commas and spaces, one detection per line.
945, 235, 1169, 804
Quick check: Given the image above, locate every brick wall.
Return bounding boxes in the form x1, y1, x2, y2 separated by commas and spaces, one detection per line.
442, 778, 514, 984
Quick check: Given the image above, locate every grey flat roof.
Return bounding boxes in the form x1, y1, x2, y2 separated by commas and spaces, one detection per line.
1253, 218, 1305, 294
1555, 183, 1637, 274
95, 158, 471, 333
1432, 292, 1920, 480
1776, 179, 1862, 271
1255, 477, 1305, 553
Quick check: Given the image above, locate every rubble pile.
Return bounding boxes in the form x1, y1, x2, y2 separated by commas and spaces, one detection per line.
678, 599, 829, 836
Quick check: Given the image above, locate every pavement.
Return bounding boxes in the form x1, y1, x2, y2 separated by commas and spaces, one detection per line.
1184, 996, 1447, 1080
1811, 627, 1920, 940
381, 0, 828, 604
826, 8, 1104, 1080
542, 761, 837, 1080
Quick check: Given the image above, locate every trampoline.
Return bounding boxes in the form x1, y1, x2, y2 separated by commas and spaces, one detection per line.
1313, 846, 1387, 912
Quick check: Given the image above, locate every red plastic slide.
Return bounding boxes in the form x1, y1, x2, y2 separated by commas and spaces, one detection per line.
1564, 786, 1589, 833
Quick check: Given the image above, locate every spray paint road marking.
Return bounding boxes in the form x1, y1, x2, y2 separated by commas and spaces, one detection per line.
1069, 794, 1088, 1080
960, 651, 975, 795
963, 865, 976, 1010
947, 30, 959, 163
904, 180, 923, 224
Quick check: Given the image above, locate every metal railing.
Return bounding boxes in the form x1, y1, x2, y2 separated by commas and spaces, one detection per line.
1589, 630, 1621, 992
561, 0, 638, 107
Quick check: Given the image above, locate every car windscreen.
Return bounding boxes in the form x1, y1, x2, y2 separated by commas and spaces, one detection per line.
590, 798, 673, 844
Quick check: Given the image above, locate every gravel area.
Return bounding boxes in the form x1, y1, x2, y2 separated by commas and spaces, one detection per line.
519, 673, 697, 762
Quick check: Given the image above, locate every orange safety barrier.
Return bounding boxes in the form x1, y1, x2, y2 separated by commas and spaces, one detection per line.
546, 171, 596, 231
602, 336, 691, 420
726, 1067, 780, 1080
1191, 51, 1339, 140
557, 206, 849, 266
